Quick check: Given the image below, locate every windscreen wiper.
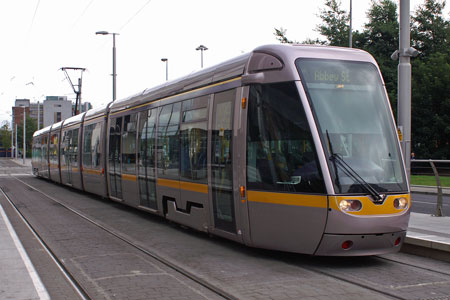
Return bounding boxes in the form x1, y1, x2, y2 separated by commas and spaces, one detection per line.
326, 130, 382, 202
331, 153, 383, 202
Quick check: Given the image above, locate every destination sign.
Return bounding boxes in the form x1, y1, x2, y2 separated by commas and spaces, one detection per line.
313, 70, 350, 83
296, 59, 378, 86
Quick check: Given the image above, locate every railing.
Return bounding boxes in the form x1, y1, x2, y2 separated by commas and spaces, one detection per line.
411, 159, 450, 217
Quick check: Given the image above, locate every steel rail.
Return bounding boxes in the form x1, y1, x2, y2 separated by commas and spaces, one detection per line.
12, 176, 235, 300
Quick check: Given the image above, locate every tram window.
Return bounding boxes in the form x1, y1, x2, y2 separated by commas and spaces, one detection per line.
91, 123, 102, 167
61, 130, 69, 166
138, 109, 157, 209
138, 109, 157, 169
49, 133, 58, 165
83, 124, 93, 167
247, 82, 325, 193
180, 97, 208, 183
180, 122, 207, 183
71, 129, 79, 165
157, 103, 181, 178
43, 136, 48, 165
122, 114, 137, 174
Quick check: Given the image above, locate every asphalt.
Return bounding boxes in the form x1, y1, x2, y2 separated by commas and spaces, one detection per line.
0, 158, 449, 299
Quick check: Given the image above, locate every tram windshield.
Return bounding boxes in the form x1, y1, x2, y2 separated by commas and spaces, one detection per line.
296, 59, 407, 194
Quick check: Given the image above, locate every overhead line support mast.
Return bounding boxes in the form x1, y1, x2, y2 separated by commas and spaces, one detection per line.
61, 67, 86, 115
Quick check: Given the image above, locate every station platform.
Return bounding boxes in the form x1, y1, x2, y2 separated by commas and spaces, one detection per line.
0, 203, 50, 300
405, 185, 450, 260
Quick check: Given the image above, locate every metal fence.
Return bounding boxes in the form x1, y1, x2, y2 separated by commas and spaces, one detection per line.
411, 159, 450, 216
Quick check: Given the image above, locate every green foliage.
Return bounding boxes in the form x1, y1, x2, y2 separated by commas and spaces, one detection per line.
412, 0, 449, 57
410, 0, 450, 159
0, 122, 11, 150
412, 52, 450, 158
16, 116, 37, 157
274, 27, 294, 44
361, 0, 399, 114
316, 0, 350, 46
410, 175, 450, 187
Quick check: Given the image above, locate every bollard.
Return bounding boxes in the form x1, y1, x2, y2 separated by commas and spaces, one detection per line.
429, 160, 444, 217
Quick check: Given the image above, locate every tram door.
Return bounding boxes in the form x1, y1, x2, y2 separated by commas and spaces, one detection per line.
137, 109, 157, 210
108, 117, 123, 199
63, 130, 73, 185
210, 90, 237, 233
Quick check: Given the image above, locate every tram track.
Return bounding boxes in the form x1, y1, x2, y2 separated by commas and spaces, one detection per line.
375, 255, 450, 277
9, 176, 235, 300
281, 249, 450, 300
6, 175, 450, 300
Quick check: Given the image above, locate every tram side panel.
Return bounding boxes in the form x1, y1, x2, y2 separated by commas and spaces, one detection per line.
244, 82, 328, 254
155, 100, 208, 231
32, 130, 50, 179
31, 135, 43, 176
82, 119, 108, 198
40, 134, 50, 178
48, 129, 62, 183
60, 126, 83, 190
120, 113, 140, 206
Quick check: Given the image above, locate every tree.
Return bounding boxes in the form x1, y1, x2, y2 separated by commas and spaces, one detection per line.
16, 116, 37, 157
411, 0, 450, 158
316, 0, 350, 46
274, 27, 294, 44
0, 122, 11, 152
361, 0, 399, 113
273, 28, 323, 45
412, 0, 449, 58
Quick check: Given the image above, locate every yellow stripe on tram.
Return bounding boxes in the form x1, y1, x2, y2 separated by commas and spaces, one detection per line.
247, 191, 328, 208
157, 178, 208, 194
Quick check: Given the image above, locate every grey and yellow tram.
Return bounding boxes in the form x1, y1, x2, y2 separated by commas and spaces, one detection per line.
32, 44, 410, 256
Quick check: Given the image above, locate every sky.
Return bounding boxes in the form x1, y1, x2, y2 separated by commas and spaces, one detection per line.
0, 0, 441, 125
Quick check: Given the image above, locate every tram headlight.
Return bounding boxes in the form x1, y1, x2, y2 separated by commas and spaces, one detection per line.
393, 197, 408, 210
339, 200, 362, 212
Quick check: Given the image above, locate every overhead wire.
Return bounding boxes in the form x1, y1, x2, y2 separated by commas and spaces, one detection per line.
118, 0, 152, 32
27, 0, 41, 40
70, 0, 95, 32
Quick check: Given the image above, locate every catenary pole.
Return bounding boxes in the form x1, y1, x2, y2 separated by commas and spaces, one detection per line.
398, 0, 412, 179
349, 0, 352, 48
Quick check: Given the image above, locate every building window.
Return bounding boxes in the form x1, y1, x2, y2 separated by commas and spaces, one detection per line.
55, 112, 61, 122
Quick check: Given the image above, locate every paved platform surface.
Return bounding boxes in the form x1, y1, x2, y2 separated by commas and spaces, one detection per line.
0, 203, 49, 300
1, 158, 449, 299
406, 185, 450, 258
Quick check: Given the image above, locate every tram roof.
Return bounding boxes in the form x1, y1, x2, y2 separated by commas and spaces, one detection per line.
108, 44, 377, 113
61, 112, 86, 129
33, 125, 52, 137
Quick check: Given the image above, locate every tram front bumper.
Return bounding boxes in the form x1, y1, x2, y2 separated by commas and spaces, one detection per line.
314, 231, 406, 256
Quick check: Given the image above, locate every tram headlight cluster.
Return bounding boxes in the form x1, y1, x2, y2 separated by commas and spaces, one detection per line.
393, 197, 408, 210
339, 199, 362, 212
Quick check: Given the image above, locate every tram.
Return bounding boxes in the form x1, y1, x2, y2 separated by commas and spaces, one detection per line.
32, 44, 410, 256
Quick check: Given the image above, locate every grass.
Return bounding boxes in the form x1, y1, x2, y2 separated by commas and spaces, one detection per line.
410, 175, 450, 187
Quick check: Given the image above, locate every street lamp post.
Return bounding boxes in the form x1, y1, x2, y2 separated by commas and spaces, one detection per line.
161, 58, 168, 81
196, 45, 208, 68
15, 124, 17, 160
10, 117, 13, 159
23, 106, 26, 165
96, 31, 119, 101
349, 0, 353, 48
